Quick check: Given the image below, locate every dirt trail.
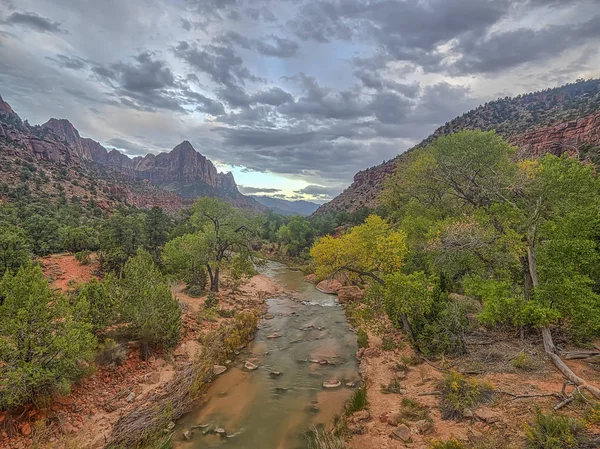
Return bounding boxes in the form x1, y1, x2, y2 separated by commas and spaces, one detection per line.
1, 256, 282, 449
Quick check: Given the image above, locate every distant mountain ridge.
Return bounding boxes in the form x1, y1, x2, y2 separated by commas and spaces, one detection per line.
250, 195, 319, 216
0, 95, 265, 212
315, 79, 600, 216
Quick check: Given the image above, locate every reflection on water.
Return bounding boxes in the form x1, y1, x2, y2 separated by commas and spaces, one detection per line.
175, 261, 359, 449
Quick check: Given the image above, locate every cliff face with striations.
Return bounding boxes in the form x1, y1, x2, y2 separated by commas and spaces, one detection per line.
315, 79, 600, 216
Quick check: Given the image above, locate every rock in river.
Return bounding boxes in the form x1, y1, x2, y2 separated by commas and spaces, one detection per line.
322, 380, 342, 388
213, 365, 227, 375
267, 332, 282, 339
244, 361, 258, 371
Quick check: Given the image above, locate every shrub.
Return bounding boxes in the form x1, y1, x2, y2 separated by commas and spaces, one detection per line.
96, 338, 127, 366
204, 292, 219, 310
345, 385, 367, 415
525, 411, 585, 449
76, 278, 115, 332
399, 397, 431, 422
511, 352, 534, 371
75, 250, 91, 265
110, 249, 181, 357
439, 370, 494, 420
186, 285, 204, 297
430, 439, 467, 449
218, 308, 236, 318
0, 265, 96, 409
381, 378, 404, 394
382, 337, 396, 351
356, 328, 368, 348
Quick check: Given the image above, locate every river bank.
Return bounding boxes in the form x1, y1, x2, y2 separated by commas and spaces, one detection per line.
1, 254, 281, 449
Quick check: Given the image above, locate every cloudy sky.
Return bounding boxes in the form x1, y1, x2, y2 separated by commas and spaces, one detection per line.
1, 0, 599, 202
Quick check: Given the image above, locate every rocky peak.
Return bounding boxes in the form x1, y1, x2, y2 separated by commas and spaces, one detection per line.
42, 118, 96, 160
0, 94, 22, 123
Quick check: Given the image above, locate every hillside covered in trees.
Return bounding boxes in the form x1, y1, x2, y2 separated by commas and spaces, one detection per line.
316, 79, 600, 216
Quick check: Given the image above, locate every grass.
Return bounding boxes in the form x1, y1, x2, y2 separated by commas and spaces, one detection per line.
381, 378, 404, 394
398, 397, 431, 422
525, 411, 585, 449
511, 352, 534, 371
345, 385, 368, 415
382, 337, 397, 351
439, 370, 494, 420
306, 426, 346, 449
356, 328, 368, 348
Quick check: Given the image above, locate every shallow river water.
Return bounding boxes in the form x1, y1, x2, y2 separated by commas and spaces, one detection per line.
175, 261, 359, 449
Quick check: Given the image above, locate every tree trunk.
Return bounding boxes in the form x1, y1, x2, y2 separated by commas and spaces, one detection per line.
401, 314, 420, 353
522, 255, 534, 301
526, 240, 600, 399
213, 268, 220, 292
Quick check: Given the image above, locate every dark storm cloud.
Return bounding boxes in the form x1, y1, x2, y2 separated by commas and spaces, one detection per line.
173, 41, 260, 89
450, 15, 600, 74
239, 186, 282, 194
295, 184, 340, 196
4, 11, 65, 33
2, 0, 599, 199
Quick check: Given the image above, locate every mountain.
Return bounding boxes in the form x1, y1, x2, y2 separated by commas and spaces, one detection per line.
0, 96, 265, 212
315, 79, 600, 216
250, 195, 319, 216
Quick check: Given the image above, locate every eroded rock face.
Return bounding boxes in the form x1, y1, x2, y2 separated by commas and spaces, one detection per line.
316, 279, 343, 294
337, 286, 364, 303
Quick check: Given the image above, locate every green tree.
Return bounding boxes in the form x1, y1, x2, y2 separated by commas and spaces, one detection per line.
276, 216, 314, 257
0, 264, 96, 409
163, 232, 208, 288
0, 225, 31, 275
61, 225, 99, 253
110, 249, 181, 357
75, 279, 116, 332
144, 206, 172, 261
190, 198, 260, 291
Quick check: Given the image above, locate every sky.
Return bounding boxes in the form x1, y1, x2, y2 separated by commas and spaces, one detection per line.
0, 0, 599, 203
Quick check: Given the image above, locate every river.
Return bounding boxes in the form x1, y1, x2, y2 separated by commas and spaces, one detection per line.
175, 261, 359, 449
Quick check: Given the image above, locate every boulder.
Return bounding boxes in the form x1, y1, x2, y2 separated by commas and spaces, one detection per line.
475, 408, 501, 424
337, 286, 364, 303
391, 424, 412, 442
386, 413, 403, 426
352, 410, 370, 423
244, 361, 258, 371
183, 430, 193, 440
267, 332, 282, 339
20, 423, 31, 436
322, 380, 342, 388
214, 427, 226, 436
304, 274, 317, 283
270, 371, 282, 377
415, 419, 434, 434
213, 365, 227, 375
316, 279, 343, 294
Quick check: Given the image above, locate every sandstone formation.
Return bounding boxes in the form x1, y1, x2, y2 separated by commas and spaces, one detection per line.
337, 286, 364, 303
316, 279, 343, 294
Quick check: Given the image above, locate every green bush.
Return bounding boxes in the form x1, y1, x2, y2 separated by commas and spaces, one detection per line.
382, 337, 396, 351
511, 352, 534, 371
0, 265, 96, 409
381, 378, 403, 394
356, 328, 368, 348
75, 250, 91, 265
186, 285, 204, 297
398, 397, 431, 422
525, 411, 585, 449
204, 292, 219, 310
110, 249, 181, 357
439, 370, 494, 420
75, 278, 115, 332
